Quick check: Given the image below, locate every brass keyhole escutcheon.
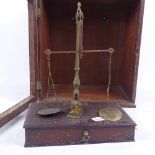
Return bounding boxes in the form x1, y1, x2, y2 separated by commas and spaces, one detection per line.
82, 130, 90, 144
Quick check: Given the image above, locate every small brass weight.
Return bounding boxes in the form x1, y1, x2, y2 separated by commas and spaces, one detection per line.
67, 2, 84, 118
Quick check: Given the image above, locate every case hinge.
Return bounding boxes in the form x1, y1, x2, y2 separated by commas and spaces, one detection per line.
34, 8, 41, 18
36, 81, 42, 90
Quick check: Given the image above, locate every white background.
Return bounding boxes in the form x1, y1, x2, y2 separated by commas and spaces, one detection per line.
0, 0, 155, 155
0, 0, 30, 113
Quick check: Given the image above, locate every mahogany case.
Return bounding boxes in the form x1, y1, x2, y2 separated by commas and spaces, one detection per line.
28, 0, 145, 107
24, 0, 145, 146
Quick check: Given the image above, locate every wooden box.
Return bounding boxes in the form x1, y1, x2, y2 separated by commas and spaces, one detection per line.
24, 102, 136, 147
28, 0, 144, 107
23, 0, 144, 146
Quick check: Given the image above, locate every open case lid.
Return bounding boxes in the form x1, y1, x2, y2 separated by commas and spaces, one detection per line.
0, 0, 145, 127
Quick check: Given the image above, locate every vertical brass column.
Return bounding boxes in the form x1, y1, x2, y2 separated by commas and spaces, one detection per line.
67, 2, 84, 118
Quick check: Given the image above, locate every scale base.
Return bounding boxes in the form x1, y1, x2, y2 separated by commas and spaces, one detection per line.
67, 110, 83, 119
24, 102, 136, 147
67, 100, 83, 118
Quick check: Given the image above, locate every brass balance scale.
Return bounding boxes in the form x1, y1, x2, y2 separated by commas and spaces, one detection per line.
38, 2, 123, 122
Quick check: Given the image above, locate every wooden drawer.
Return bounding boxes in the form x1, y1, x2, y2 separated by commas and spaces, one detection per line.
25, 127, 135, 146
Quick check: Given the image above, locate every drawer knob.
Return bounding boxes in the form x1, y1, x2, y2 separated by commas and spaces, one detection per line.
82, 131, 90, 144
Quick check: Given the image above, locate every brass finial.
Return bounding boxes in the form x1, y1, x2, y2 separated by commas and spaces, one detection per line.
77, 2, 81, 9
76, 2, 84, 22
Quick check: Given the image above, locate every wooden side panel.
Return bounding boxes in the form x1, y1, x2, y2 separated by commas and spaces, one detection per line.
39, 0, 51, 98
28, 0, 36, 96
132, 0, 145, 102
122, 0, 145, 102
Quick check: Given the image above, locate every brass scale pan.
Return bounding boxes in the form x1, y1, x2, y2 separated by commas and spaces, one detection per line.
99, 107, 123, 121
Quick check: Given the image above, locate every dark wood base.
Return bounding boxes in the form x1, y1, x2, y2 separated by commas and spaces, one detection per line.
24, 102, 136, 147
